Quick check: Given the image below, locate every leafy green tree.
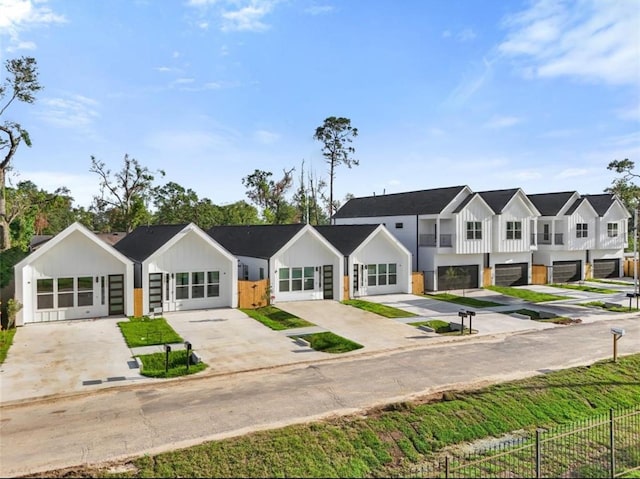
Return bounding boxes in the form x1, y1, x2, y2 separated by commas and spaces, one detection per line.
313, 116, 358, 219
0, 57, 42, 250
89, 154, 163, 232
606, 158, 640, 248
242, 168, 297, 224
217, 200, 260, 225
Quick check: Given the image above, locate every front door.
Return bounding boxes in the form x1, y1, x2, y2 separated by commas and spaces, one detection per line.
149, 273, 163, 312
108, 274, 125, 315
322, 265, 334, 299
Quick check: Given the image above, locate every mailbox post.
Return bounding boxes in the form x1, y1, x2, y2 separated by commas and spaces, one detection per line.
458, 310, 468, 335
164, 344, 171, 373
185, 341, 192, 372
466, 310, 476, 334
611, 328, 625, 363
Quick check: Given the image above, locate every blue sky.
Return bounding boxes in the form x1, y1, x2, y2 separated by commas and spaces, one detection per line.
1, 0, 639, 209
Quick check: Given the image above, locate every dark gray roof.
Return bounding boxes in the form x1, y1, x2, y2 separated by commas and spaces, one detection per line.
113, 224, 188, 261
333, 185, 468, 218
314, 224, 379, 256
527, 191, 577, 216
477, 189, 520, 214
208, 224, 305, 258
583, 194, 617, 216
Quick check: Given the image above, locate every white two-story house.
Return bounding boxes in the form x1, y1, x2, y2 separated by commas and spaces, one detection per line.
334, 185, 539, 291
528, 192, 629, 281
477, 189, 540, 286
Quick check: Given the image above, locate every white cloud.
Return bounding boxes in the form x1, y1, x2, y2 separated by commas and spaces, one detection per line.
441, 30, 451, 38
0, 0, 66, 51
615, 104, 640, 122
499, 0, 640, 86
557, 168, 589, 179
37, 94, 100, 129
254, 129, 279, 144
484, 115, 523, 129
186, 0, 278, 33
457, 28, 476, 42
305, 4, 334, 15
539, 128, 578, 138
155, 66, 173, 72
144, 128, 239, 156
445, 56, 494, 107
428, 127, 445, 137
509, 169, 543, 181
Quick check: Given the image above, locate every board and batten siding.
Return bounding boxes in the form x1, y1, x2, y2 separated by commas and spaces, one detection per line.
336, 215, 417, 269
454, 197, 492, 254
492, 197, 536, 253
349, 228, 411, 296
271, 228, 343, 302
566, 202, 597, 251
16, 228, 133, 324
144, 229, 236, 313
596, 202, 628, 251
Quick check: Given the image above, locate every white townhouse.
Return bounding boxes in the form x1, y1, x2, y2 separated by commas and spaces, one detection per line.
208, 224, 344, 303
315, 224, 412, 297
477, 189, 540, 287
114, 223, 238, 314
528, 192, 629, 281
14, 222, 135, 325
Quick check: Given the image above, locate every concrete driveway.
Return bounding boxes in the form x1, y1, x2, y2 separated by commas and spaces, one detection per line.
162, 308, 327, 374
0, 317, 147, 403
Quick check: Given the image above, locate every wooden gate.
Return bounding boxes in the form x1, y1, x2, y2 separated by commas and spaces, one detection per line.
411, 272, 424, 295
238, 279, 270, 309
531, 264, 548, 285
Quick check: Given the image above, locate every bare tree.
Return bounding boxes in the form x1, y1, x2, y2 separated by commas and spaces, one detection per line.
0, 57, 42, 250
90, 154, 164, 232
313, 116, 358, 220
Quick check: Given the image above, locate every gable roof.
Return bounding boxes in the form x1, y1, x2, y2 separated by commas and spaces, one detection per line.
582, 194, 619, 217
314, 224, 379, 256
208, 224, 306, 258
477, 189, 521, 214
16, 222, 132, 270
527, 191, 577, 216
113, 224, 188, 261
333, 185, 468, 218
565, 197, 590, 215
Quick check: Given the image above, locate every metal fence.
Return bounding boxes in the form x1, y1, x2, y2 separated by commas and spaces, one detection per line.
395, 406, 639, 478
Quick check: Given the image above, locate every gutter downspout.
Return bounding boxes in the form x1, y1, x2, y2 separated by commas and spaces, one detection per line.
415, 215, 419, 272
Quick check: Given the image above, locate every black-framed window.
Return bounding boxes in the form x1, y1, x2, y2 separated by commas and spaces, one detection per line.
607, 223, 618, 237
192, 272, 205, 298
176, 272, 190, 299
576, 223, 588, 238
279, 267, 315, 292
506, 221, 522, 240
57, 277, 74, 307
37, 278, 54, 309
395, 222, 403, 229
77, 276, 93, 307
367, 263, 398, 286
207, 271, 220, 297
466, 221, 482, 240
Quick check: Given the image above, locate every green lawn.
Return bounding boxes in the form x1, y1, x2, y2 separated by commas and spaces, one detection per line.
408, 319, 450, 333
504, 309, 577, 325
0, 328, 16, 364
425, 293, 504, 308
580, 301, 640, 313
297, 331, 363, 354
241, 306, 315, 330
137, 349, 207, 378
56, 354, 640, 478
548, 283, 618, 294
118, 316, 184, 348
485, 285, 571, 303
342, 299, 417, 318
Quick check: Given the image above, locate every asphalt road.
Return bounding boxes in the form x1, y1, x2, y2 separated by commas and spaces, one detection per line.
1, 316, 638, 477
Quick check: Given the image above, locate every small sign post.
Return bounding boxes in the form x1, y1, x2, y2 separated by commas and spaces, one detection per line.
611, 328, 625, 363
458, 310, 468, 335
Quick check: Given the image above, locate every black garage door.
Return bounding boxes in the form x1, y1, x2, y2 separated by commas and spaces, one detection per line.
437, 265, 479, 290
495, 263, 528, 286
552, 260, 581, 283
593, 259, 620, 278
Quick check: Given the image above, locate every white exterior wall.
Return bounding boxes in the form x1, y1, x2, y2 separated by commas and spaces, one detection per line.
335, 215, 418, 270
271, 229, 343, 303
349, 229, 411, 297
566, 202, 597, 250
596, 203, 628, 251
533, 249, 585, 266
16, 228, 133, 325
237, 256, 269, 281
144, 229, 237, 313
454, 197, 492, 254
493, 198, 535, 253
